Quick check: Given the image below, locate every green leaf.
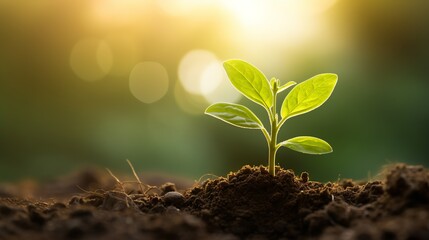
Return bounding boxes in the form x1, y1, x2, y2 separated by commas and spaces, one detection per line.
277, 81, 297, 93
223, 60, 273, 108
205, 103, 264, 129
281, 73, 337, 120
279, 136, 332, 154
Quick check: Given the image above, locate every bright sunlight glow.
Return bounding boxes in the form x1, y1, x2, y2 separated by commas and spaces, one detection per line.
221, 0, 338, 44
178, 49, 220, 95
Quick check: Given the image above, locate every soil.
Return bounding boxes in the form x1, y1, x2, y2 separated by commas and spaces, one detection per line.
0, 163, 428, 240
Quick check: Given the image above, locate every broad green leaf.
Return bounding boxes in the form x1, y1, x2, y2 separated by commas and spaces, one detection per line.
205, 103, 263, 129
223, 60, 273, 108
279, 136, 332, 154
277, 81, 297, 93
281, 73, 337, 120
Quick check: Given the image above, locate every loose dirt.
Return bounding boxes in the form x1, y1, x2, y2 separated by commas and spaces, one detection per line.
0, 163, 428, 239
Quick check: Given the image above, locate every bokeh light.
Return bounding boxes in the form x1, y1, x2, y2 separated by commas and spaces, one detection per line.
70, 38, 113, 81
200, 62, 241, 104
177, 49, 241, 110
203, 73, 242, 104
200, 61, 224, 96
129, 62, 169, 104
178, 49, 219, 95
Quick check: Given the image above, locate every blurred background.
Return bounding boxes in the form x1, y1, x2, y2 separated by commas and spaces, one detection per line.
1, 0, 428, 182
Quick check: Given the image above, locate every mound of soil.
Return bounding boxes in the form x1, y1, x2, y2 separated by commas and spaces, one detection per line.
0, 163, 428, 239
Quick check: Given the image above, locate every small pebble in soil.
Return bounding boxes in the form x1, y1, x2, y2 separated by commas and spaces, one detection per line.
163, 191, 185, 207
161, 182, 177, 195
301, 172, 309, 183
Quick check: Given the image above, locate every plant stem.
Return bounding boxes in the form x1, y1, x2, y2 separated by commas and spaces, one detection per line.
268, 121, 278, 176
268, 87, 279, 176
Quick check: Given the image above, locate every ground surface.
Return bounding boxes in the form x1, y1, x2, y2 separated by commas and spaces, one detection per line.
0, 163, 428, 240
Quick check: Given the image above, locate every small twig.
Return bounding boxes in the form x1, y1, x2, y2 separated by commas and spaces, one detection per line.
106, 168, 129, 207
76, 185, 105, 196
144, 185, 159, 195
126, 159, 145, 194
121, 180, 141, 184
105, 160, 160, 205
126, 159, 159, 195
106, 169, 123, 191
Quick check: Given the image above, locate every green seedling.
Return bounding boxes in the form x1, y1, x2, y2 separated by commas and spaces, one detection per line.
205, 60, 338, 176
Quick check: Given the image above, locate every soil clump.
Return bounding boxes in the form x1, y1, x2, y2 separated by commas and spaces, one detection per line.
0, 163, 428, 239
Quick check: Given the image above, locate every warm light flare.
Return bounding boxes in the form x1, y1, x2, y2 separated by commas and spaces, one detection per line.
129, 62, 169, 104
92, 0, 149, 24
178, 50, 220, 95
70, 38, 113, 81
221, 0, 338, 44
177, 49, 241, 109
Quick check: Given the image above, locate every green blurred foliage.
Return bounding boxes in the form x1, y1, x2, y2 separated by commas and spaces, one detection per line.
1, 0, 429, 182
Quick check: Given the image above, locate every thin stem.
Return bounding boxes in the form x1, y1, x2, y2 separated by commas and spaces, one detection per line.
277, 116, 287, 129
261, 127, 271, 146
268, 123, 278, 175
268, 88, 279, 176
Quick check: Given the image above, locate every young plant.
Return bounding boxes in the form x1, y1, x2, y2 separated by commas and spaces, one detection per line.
205, 60, 338, 176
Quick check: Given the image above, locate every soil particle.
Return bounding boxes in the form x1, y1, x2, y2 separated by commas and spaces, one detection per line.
300, 172, 309, 183
163, 191, 185, 208
160, 182, 177, 195
0, 163, 428, 239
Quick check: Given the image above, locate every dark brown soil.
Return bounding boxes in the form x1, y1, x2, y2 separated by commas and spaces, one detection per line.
0, 163, 428, 240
